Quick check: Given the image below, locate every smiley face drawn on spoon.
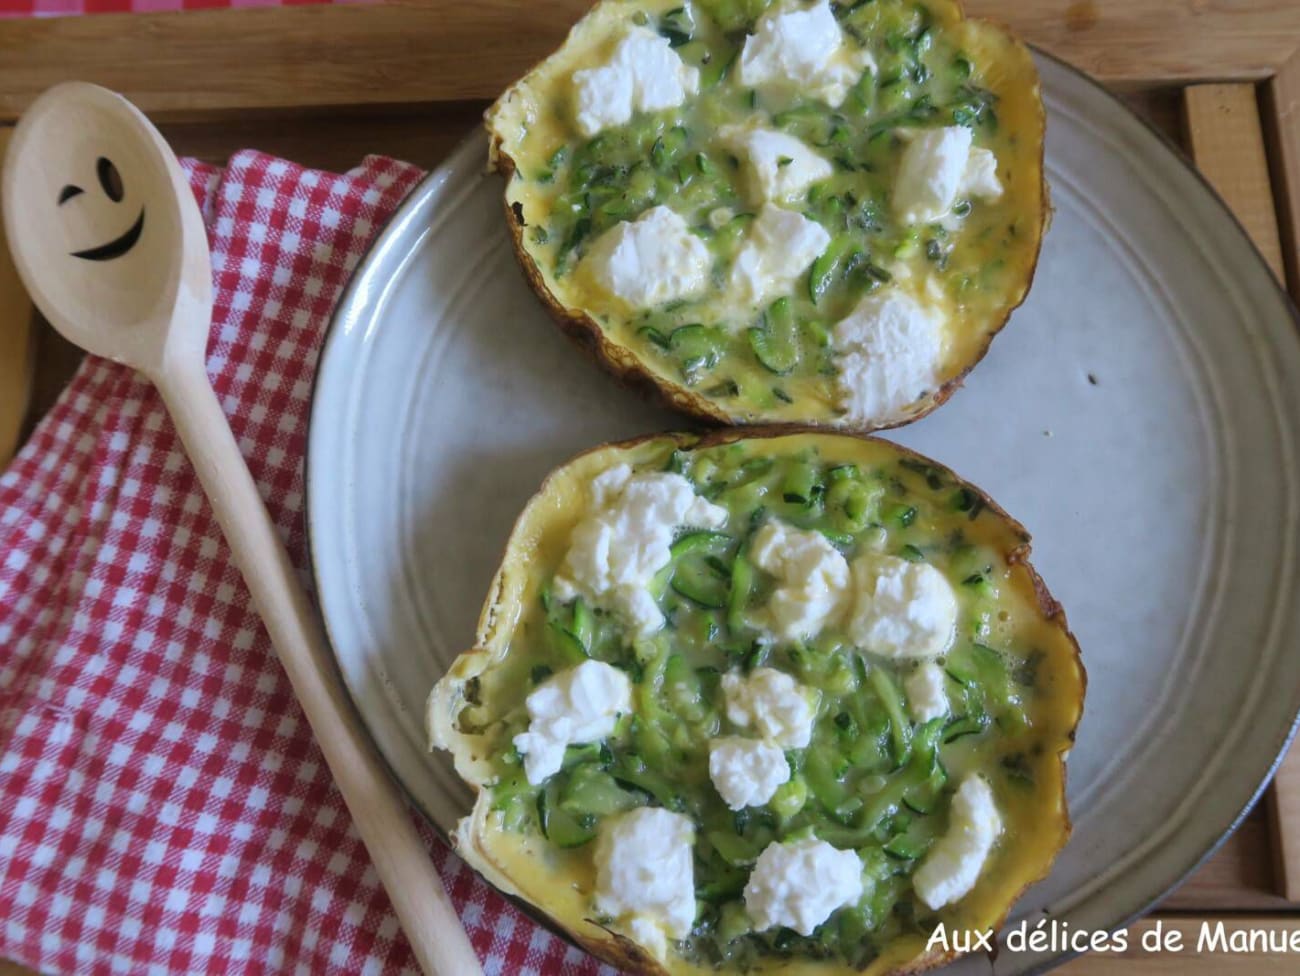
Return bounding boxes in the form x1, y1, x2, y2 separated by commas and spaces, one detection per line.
59, 156, 146, 261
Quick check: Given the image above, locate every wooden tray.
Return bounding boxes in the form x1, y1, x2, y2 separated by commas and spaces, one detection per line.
2, 2, 1299, 972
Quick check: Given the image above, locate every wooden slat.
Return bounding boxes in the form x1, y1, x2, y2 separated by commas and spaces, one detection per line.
966, 0, 1300, 86
1183, 82, 1299, 903
1184, 84, 1286, 277
1, 0, 1299, 122
1264, 47, 1300, 297
1063, 917, 1300, 974
1119, 87, 1187, 145
0, 126, 36, 467
19, 323, 81, 448
158, 102, 487, 173
1271, 768, 1300, 903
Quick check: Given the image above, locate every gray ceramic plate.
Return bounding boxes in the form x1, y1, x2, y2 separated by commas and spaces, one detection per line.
307, 54, 1300, 973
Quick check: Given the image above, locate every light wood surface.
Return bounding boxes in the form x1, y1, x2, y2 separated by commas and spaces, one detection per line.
0, 83, 482, 976
0, 126, 35, 467
0, 0, 1299, 122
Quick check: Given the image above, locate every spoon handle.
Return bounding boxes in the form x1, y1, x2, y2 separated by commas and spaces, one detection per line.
152, 356, 483, 976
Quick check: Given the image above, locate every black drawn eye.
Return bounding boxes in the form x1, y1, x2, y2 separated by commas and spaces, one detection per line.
58, 185, 84, 205
96, 157, 124, 203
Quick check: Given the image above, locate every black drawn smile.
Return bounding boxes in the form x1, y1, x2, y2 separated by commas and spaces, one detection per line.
70, 208, 145, 261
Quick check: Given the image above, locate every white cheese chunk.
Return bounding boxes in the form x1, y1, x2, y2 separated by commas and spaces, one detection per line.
572, 28, 700, 137
963, 147, 1003, 201
738, 0, 875, 108
750, 519, 849, 639
588, 461, 632, 509
584, 205, 711, 309
722, 667, 816, 749
512, 660, 632, 784
709, 737, 792, 810
744, 837, 864, 935
845, 553, 958, 659
894, 126, 970, 225
893, 126, 1003, 224
594, 807, 696, 960
720, 125, 833, 205
730, 203, 831, 309
831, 288, 945, 423
905, 661, 949, 723
554, 464, 728, 636
913, 775, 1003, 909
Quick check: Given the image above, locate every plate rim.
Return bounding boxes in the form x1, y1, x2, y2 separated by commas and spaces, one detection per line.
303, 47, 1300, 972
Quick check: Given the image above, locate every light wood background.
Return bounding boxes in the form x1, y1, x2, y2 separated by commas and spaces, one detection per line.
1, 2, 1299, 973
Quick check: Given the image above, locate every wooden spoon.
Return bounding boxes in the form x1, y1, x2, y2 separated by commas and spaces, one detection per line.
1, 82, 483, 976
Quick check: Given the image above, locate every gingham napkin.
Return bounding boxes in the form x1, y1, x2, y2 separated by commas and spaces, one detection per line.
0, 151, 612, 975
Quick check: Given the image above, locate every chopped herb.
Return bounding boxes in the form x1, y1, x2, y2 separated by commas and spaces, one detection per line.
651, 137, 669, 169
638, 326, 672, 350
1001, 752, 1035, 785
951, 487, 985, 520
899, 543, 925, 562
1014, 650, 1044, 688
900, 458, 944, 490
555, 215, 591, 275
658, 5, 694, 47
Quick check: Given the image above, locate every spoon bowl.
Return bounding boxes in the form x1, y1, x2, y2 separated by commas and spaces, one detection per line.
1, 81, 210, 378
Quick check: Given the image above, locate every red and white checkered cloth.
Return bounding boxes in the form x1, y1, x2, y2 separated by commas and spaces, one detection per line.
0, 151, 613, 975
